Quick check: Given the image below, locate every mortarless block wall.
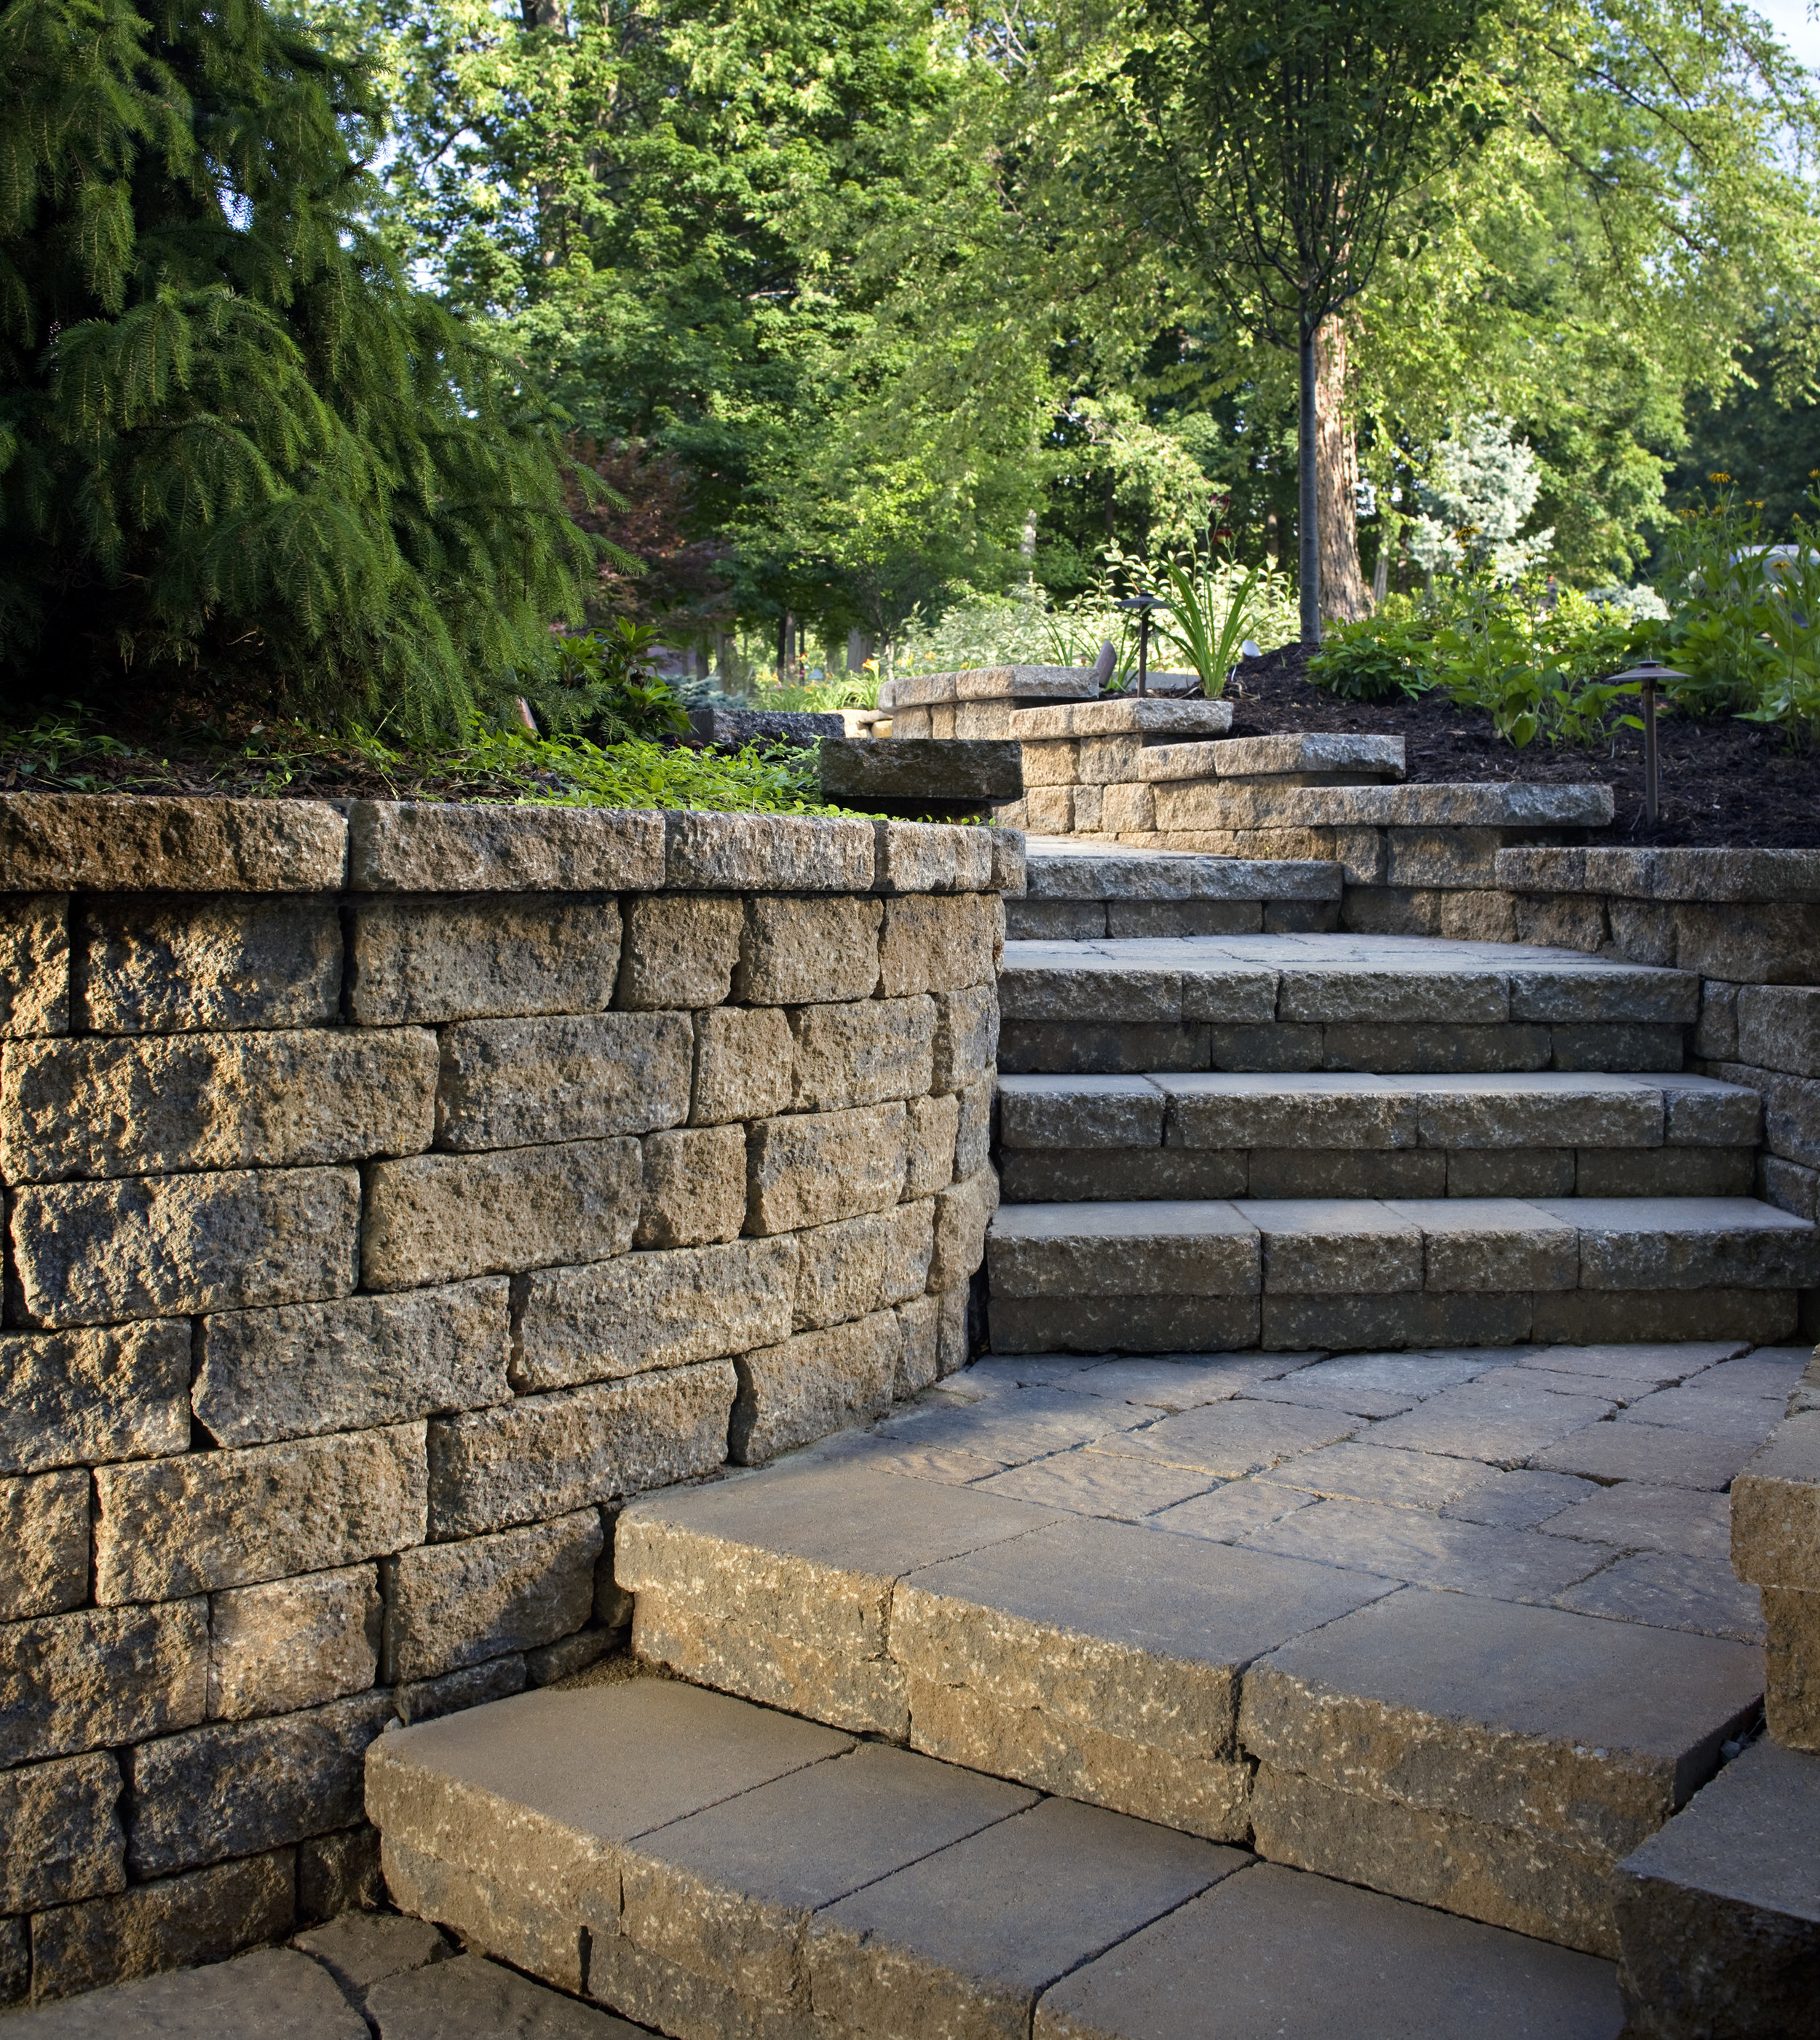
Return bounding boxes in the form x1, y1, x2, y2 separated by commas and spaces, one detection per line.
0, 794, 1018, 2009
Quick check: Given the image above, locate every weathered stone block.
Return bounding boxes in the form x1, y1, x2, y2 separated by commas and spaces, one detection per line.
347, 896, 622, 1026
348, 802, 663, 893
193, 1281, 510, 1448
11, 1166, 360, 1327
1024, 786, 1075, 833
789, 993, 935, 1110
987, 1201, 1257, 1300
525, 1626, 617, 1686
688, 1005, 793, 1126
1099, 782, 1155, 834
297, 1823, 385, 1924
434, 1013, 691, 1151
894, 1294, 941, 1399
730, 1310, 900, 1463
616, 894, 743, 1010
990, 829, 1026, 895
0, 893, 68, 1037
1511, 891, 1609, 954
1763, 1586, 1820, 1749
794, 1212, 890, 1330
1761, 1153, 1820, 1221
0, 1026, 437, 1181
92, 1425, 426, 1603
361, 1139, 640, 1288
207, 1567, 381, 1720
954, 1076, 993, 1179
0, 1321, 190, 1474
0, 1468, 90, 1619
1693, 980, 1741, 1061
735, 896, 882, 1005
633, 1125, 747, 1249
392, 1653, 529, 1728
874, 822, 995, 896
747, 1101, 908, 1233
904, 1091, 961, 1198
382, 1510, 604, 1683
1021, 739, 1077, 786
25, 1849, 296, 2004
877, 895, 997, 998
882, 1199, 938, 1307
74, 895, 339, 1035
426, 1361, 735, 1538
126, 1691, 393, 1878
0, 1916, 22, 2009
665, 810, 875, 893
1737, 984, 1820, 1078
933, 982, 999, 1090
513, 1238, 796, 1392
932, 1169, 1000, 1292
936, 1283, 970, 1374
0, 1752, 124, 1912
1, 1602, 207, 1768
1731, 1412, 1820, 1590
0, 794, 344, 893
1382, 829, 1510, 891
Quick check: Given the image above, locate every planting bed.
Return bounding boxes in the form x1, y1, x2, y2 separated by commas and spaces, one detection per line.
1222, 644, 1820, 850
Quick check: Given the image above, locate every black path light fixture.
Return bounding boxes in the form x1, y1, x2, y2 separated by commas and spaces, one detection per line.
1117, 593, 1166, 696
1605, 657, 1689, 825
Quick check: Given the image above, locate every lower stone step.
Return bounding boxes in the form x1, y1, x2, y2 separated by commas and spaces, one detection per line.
366, 1676, 1627, 2040
1008, 841, 1342, 941
985, 1197, 1820, 1353
1613, 1733, 1820, 2039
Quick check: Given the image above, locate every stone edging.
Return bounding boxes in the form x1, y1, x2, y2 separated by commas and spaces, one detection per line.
1497, 845, 1820, 904
0, 796, 1024, 898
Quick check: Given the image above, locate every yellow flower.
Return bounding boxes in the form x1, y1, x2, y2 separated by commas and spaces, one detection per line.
1709, 472, 1732, 483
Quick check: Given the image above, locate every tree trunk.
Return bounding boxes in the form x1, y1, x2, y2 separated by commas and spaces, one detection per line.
847, 630, 874, 673
1315, 317, 1370, 625
1372, 528, 1391, 608
1297, 323, 1321, 646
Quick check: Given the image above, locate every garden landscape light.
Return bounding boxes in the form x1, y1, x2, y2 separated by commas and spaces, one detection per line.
1605, 658, 1688, 824
1117, 594, 1165, 695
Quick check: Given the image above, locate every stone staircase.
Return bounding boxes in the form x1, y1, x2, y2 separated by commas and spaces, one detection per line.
343, 845, 1820, 2040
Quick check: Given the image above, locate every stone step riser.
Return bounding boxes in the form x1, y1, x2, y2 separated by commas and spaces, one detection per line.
1006, 897, 1342, 940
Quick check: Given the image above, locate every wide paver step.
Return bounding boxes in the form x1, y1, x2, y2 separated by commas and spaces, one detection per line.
614, 1345, 1806, 1959
997, 1070, 1761, 1203
984, 1196, 1819, 1353
1010, 840, 1342, 941
365, 1675, 1626, 2039
999, 933, 1699, 1074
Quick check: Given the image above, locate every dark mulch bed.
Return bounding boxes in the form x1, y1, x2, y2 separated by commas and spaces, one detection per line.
1220, 643, 1820, 849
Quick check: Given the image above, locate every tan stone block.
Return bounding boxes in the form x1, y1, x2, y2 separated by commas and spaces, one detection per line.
12, 1166, 360, 1327
0, 1468, 90, 1620
1099, 783, 1155, 834
1672, 901, 1820, 984
0, 893, 68, 1037
936, 1284, 970, 1375
1436, 890, 1519, 943
434, 1012, 691, 1151
297, 1824, 384, 1924
889, 705, 933, 738
1021, 739, 1078, 786
74, 895, 338, 1036
193, 1281, 511, 1447
1511, 891, 1608, 953
689, 1004, 792, 1126
954, 1075, 994, 1179
1077, 735, 1143, 784
931, 1167, 999, 1292
207, 1567, 382, 1720
380, 1837, 585, 1991
427, 1361, 735, 1537
347, 894, 622, 1027
93, 1424, 426, 1603
1, 1027, 437, 1182
664, 811, 874, 893
513, 1238, 797, 1392
789, 994, 935, 1110
0, 1752, 124, 1913
382, 1510, 604, 1683
882, 1199, 937, 1305
26, 1849, 297, 2004
730, 1312, 900, 1463
735, 896, 881, 1006
1764, 1585, 1820, 1750
1072, 786, 1105, 832
895, 1294, 941, 1399
877, 895, 997, 998
1024, 786, 1074, 833
1732, 1411, 1820, 1590
0, 1309, 191, 1475
747, 1101, 908, 1234
933, 983, 999, 1091
904, 1091, 960, 1197
794, 1214, 890, 1330
126, 1690, 393, 1877
361, 1138, 641, 1289
616, 893, 743, 1010
1, 1602, 207, 1768
0, 794, 343, 893
634, 1126, 747, 1249
348, 802, 662, 893
1248, 1764, 1618, 1957
954, 700, 1016, 739
874, 822, 994, 897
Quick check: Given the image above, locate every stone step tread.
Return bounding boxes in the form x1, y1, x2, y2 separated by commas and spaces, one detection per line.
366, 1676, 1626, 2039
997, 1070, 1762, 1153
614, 1344, 1795, 1956
1000, 933, 1700, 1028
1022, 843, 1342, 903
1138, 732, 1406, 783
1144, 780, 1615, 829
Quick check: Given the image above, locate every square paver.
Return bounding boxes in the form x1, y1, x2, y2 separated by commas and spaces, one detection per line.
875, 1385, 1156, 1466
1554, 1552, 1765, 1644
1235, 1200, 1423, 1294
977, 1450, 1218, 1522
1095, 1399, 1360, 1478
1051, 1356, 1286, 1410
1440, 1468, 1599, 1529
1258, 1440, 1498, 1512
1516, 1343, 1744, 1388
1148, 1480, 1320, 1546
1367, 1369, 1615, 1466
1538, 1484, 1734, 1562
1531, 1423, 1761, 1492
1246, 1348, 1508, 1419
1613, 1386, 1784, 1445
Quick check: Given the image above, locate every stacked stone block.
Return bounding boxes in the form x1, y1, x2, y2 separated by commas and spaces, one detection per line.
0, 794, 1011, 2010
1731, 1351, 1820, 1750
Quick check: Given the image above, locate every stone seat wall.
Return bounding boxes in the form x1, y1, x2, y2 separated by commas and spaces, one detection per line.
0, 794, 1018, 2009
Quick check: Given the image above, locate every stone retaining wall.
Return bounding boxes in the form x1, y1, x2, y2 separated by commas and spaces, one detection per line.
1496, 848, 1820, 1230
0, 795, 1016, 2009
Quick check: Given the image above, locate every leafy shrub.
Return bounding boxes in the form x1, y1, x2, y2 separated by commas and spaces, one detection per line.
526, 623, 691, 743
1307, 606, 1436, 700
1431, 591, 1642, 746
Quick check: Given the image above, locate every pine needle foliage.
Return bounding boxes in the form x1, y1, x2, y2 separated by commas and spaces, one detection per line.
0, 0, 594, 735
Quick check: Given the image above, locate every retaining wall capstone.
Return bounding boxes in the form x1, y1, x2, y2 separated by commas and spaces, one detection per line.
0, 795, 1018, 2009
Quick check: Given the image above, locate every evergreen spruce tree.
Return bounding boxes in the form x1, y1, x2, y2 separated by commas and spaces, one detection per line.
0, 0, 593, 735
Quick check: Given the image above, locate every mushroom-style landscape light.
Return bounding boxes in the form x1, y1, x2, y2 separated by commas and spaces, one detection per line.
1117, 594, 1166, 696
1604, 658, 1688, 825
